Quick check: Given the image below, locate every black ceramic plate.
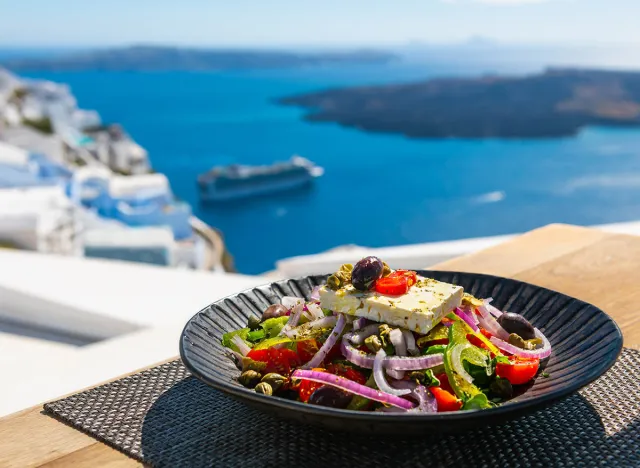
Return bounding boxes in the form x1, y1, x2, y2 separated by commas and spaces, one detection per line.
179, 271, 623, 433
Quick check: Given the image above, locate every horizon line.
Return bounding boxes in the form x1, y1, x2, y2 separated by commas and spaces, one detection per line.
3, 39, 640, 50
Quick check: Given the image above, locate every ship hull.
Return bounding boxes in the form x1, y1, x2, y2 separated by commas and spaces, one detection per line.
199, 176, 312, 202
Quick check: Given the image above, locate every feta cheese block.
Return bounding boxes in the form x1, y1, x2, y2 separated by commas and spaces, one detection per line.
318, 277, 463, 334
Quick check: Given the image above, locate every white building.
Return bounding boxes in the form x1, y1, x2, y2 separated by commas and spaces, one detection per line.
0, 186, 78, 255
111, 138, 149, 174
84, 125, 150, 174
109, 172, 170, 199
83, 226, 176, 266
0, 68, 21, 106
0, 140, 30, 167
24, 79, 77, 117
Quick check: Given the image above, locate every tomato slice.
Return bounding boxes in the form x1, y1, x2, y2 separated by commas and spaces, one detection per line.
389, 270, 417, 287
326, 363, 367, 385
429, 386, 463, 412
373, 269, 418, 295
496, 356, 540, 385
375, 276, 409, 295
247, 348, 300, 375
295, 364, 366, 402
296, 367, 325, 402
296, 339, 319, 363
479, 327, 493, 340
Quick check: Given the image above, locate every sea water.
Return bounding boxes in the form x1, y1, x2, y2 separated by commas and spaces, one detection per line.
24, 62, 640, 273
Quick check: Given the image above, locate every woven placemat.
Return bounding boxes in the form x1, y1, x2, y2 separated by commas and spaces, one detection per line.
44, 349, 640, 468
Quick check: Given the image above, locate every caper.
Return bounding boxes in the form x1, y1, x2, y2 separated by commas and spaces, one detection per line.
326, 274, 341, 290
241, 357, 267, 373
364, 334, 382, 353
382, 262, 391, 277
378, 324, 392, 345
247, 315, 261, 330
255, 382, 273, 395
334, 270, 348, 284
239, 370, 262, 388
524, 337, 543, 350
340, 263, 353, 273
408, 371, 425, 383
508, 333, 526, 349
462, 293, 484, 308
261, 373, 286, 392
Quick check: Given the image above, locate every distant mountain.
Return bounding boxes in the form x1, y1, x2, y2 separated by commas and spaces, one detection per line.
2, 45, 397, 72
279, 68, 640, 138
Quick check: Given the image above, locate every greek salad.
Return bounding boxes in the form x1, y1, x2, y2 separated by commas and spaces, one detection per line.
222, 256, 551, 412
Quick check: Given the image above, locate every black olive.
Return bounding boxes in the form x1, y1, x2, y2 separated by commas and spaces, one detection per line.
497, 312, 536, 340
351, 256, 384, 291
307, 386, 352, 408
262, 304, 289, 321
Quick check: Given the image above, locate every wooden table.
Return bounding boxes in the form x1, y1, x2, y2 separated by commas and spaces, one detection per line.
1, 224, 639, 467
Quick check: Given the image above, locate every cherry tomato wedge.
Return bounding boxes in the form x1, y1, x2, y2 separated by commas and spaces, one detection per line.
496, 356, 540, 385
434, 373, 455, 394
295, 364, 366, 402
247, 348, 300, 375
374, 270, 418, 295
326, 363, 367, 385
296, 368, 324, 402
389, 270, 417, 287
479, 327, 493, 340
296, 339, 319, 363
429, 386, 463, 412
375, 276, 409, 295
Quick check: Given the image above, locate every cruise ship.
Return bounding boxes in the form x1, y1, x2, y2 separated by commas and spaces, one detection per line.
197, 155, 324, 202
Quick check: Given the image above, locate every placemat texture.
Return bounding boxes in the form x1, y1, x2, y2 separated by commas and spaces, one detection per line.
44, 348, 640, 468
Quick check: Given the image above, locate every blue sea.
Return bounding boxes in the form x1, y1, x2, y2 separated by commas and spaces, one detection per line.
23, 62, 640, 274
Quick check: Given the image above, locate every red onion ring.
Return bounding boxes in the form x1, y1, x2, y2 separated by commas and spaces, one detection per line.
388, 329, 407, 379
306, 302, 324, 321
230, 335, 251, 356
389, 381, 436, 413
281, 296, 304, 309
302, 313, 346, 369
284, 315, 338, 339
477, 303, 510, 340
490, 328, 552, 359
341, 334, 444, 370
413, 385, 437, 413
349, 324, 380, 345
454, 307, 479, 332
402, 330, 419, 356
292, 369, 415, 410
352, 317, 370, 330
373, 349, 411, 396
278, 302, 304, 336
484, 298, 503, 317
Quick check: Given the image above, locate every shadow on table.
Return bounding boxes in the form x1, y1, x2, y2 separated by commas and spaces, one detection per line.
140, 377, 638, 468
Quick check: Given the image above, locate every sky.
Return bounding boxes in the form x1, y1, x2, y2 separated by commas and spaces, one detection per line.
0, 0, 639, 48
